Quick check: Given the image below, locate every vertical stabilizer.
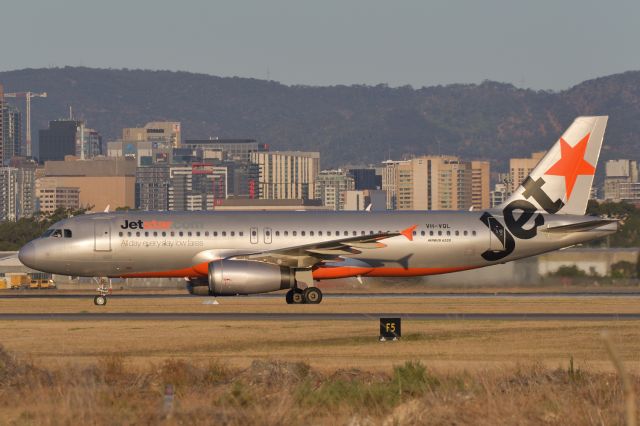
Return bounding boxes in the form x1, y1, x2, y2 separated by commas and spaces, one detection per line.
499, 116, 608, 215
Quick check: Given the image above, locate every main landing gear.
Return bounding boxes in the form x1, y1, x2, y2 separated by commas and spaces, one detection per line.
285, 287, 323, 304
94, 278, 112, 306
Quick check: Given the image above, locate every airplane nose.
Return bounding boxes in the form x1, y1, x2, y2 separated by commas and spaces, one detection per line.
18, 242, 37, 269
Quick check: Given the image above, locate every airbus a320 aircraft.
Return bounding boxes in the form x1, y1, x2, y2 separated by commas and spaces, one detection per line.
19, 116, 617, 306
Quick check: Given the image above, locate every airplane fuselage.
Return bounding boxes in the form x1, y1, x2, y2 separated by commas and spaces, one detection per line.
18, 210, 616, 279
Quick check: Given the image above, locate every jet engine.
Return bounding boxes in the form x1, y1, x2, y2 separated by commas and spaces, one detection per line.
208, 260, 296, 295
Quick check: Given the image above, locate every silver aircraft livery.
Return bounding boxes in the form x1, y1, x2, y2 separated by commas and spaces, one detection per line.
19, 116, 617, 305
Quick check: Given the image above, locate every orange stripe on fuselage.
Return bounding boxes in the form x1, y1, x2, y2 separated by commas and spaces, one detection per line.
120, 263, 476, 279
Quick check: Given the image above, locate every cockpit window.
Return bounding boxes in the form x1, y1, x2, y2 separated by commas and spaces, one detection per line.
52, 229, 63, 238
64, 229, 72, 238
41, 230, 55, 238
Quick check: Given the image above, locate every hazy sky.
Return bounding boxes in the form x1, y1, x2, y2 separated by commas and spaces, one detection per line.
3, 0, 639, 90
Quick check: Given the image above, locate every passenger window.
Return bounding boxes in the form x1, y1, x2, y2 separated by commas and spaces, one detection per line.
251, 230, 257, 237
162, 232, 167, 237
145, 232, 149, 237
438, 231, 442, 236
301, 231, 306, 236
119, 232, 123, 237
187, 232, 192, 237
412, 231, 417, 236
240, 231, 244, 237
293, 231, 297, 236
352, 231, 357, 236
446, 231, 451, 236
214, 231, 218, 237
318, 231, 323, 236
52, 229, 62, 238
128, 232, 132, 237
276, 231, 280, 237
430, 231, 434, 236
343, 231, 348, 236
327, 231, 331, 236
136, 232, 141, 237
421, 231, 425, 236
370, 231, 374, 235
64, 229, 72, 238
455, 230, 459, 236
309, 231, 314, 236
361, 231, 365, 235
231, 231, 235, 237
472, 230, 477, 236
171, 232, 175, 237
222, 231, 227, 237
154, 232, 158, 237
284, 231, 289, 236
196, 232, 201, 237
463, 230, 468, 236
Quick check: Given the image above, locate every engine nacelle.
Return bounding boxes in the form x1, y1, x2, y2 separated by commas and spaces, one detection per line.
208, 260, 296, 296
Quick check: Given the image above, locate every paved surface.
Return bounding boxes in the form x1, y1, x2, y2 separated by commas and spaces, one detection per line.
2, 291, 640, 299
1, 312, 640, 321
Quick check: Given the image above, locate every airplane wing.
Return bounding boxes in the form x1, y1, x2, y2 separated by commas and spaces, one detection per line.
227, 225, 416, 268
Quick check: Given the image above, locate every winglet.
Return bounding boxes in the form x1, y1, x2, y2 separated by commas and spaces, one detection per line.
401, 225, 417, 241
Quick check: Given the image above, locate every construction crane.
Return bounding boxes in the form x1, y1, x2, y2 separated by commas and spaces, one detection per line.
4, 91, 47, 157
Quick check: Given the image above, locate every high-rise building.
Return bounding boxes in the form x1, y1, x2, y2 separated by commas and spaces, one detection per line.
471, 160, 491, 210
42, 157, 137, 211
343, 189, 387, 211
168, 164, 227, 211
135, 164, 170, 210
0, 84, 4, 166
315, 169, 355, 210
490, 182, 508, 208
38, 120, 82, 163
123, 122, 181, 148
2, 104, 22, 164
348, 168, 379, 190
251, 151, 320, 200
39, 120, 102, 162
0, 161, 36, 221
604, 159, 640, 201
107, 140, 172, 165
509, 151, 546, 194
385, 156, 473, 211
381, 160, 408, 210
76, 127, 103, 159
183, 139, 267, 162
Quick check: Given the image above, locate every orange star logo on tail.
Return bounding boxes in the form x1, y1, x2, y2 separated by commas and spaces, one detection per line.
545, 133, 595, 200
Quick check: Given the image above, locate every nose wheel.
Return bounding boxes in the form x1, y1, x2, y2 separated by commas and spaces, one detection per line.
285, 287, 322, 304
94, 278, 112, 306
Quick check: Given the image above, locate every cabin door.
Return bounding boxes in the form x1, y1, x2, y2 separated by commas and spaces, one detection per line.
94, 221, 112, 251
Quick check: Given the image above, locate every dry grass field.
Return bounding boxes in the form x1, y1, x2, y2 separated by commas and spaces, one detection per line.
1, 294, 640, 424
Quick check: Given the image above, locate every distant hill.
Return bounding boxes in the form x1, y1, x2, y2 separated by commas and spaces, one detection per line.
1, 67, 639, 170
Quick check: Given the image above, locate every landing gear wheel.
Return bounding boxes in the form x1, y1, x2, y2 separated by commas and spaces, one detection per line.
94, 295, 107, 306
285, 289, 294, 304
291, 290, 305, 304
303, 287, 323, 304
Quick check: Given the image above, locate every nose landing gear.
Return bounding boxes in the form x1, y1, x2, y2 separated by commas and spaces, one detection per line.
93, 278, 112, 306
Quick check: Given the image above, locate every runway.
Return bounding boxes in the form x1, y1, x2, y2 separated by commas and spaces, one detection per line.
2, 291, 640, 299
2, 312, 640, 321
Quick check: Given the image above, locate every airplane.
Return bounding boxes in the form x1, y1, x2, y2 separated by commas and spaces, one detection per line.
19, 116, 617, 306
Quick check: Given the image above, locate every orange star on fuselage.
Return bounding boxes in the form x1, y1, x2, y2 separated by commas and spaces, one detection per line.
545, 133, 595, 200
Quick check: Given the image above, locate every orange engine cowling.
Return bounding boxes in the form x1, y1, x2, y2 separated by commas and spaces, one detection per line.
208, 260, 296, 296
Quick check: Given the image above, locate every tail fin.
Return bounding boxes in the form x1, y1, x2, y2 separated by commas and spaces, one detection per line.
499, 116, 608, 215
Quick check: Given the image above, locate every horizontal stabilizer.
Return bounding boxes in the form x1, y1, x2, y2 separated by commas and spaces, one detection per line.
542, 219, 618, 234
